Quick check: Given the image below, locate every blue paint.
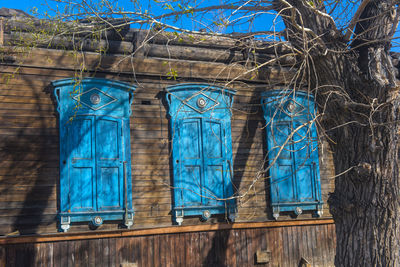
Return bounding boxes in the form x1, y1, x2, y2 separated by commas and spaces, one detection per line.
53, 78, 135, 231
261, 90, 323, 219
166, 84, 236, 224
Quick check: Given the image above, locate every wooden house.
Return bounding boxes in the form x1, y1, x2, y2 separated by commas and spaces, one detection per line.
0, 8, 336, 266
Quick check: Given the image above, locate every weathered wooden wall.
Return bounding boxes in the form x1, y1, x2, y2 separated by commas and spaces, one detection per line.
0, 222, 335, 267
0, 15, 335, 238
0, 51, 335, 234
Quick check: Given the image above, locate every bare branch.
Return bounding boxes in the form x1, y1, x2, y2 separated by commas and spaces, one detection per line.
343, 0, 372, 42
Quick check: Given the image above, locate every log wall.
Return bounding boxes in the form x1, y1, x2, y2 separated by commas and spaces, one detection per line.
0, 51, 335, 234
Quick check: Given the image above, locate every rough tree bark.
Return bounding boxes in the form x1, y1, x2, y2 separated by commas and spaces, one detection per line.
274, 0, 400, 266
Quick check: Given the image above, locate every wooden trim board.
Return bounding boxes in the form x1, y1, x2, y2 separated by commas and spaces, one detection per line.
0, 219, 334, 245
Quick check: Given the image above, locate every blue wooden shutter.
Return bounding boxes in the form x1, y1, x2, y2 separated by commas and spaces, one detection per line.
166, 84, 236, 224
261, 90, 323, 219
53, 78, 135, 231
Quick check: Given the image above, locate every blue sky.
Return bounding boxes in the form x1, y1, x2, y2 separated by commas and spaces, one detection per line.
0, 0, 282, 31
1, 0, 399, 51
2, 0, 43, 14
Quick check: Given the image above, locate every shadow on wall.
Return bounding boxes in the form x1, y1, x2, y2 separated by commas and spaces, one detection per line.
3, 81, 58, 235
204, 88, 263, 265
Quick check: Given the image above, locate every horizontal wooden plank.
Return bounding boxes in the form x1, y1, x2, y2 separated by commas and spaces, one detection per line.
0, 219, 334, 245
0, 200, 56, 209
2, 47, 295, 83
143, 43, 244, 63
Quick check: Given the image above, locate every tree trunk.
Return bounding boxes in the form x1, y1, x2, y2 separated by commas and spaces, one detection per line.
273, 0, 400, 265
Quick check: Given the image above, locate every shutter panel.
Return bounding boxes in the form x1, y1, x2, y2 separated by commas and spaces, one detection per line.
293, 120, 315, 201
67, 116, 96, 212
96, 116, 123, 210
270, 121, 296, 203
178, 118, 203, 207
202, 119, 225, 206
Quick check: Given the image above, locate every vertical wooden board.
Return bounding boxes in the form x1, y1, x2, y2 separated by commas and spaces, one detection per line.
59, 241, 68, 267
103, 238, 111, 267
289, 226, 298, 267
210, 230, 219, 266
35, 243, 47, 266
32, 242, 40, 266
67, 241, 75, 267
115, 237, 123, 266
132, 236, 141, 265
159, 234, 166, 267
164, 234, 172, 267
224, 230, 235, 267
284, 227, 292, 267
310, 224, 322, 266
185, 232, 192, 267
264, 228, 273, 266
122, 236, 131, 264
153, 234, 160, 267
52, 242, 60, 267
241, 229, 249, 267
269, 228, 283, 266
13, 244, 26, 267
108, 238, 116, 267
324, 224, 333, 266
88, 239, 96, 267
300, 226, 311, 264
318, 225, 328, 266
0, 245, 4, 267
6, 245, 15, 267
232, 229, 240, 267
328, 224, 336, 259
321, 225, 329, 264
177, 233, 186, 267
217, 230, 228, 266
291, 226, 300, 267
203, 231, 217, 266
189, 232, 200, 267
327, 224, 335, 262
169, 233, 178, 267
210, 230, 220, 266
94, 238, 103, 267
194, 232, 202, 267
225, 230, 233, 267
72, 240, 81, 267
306, 224, 316, 266
259, 228, 267, 252
251, 229, 260, 265
47, 243, 54, 267
139, 236, 148, 267
236, 229, 247, 267
199, 231, 211, 266
245, 228, 254, 266
81, 239, 90, 267
277, 227, 286, 267
148, 235, 156, 267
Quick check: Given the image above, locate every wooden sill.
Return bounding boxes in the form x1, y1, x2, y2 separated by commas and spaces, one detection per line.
0, 218, 334, 245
